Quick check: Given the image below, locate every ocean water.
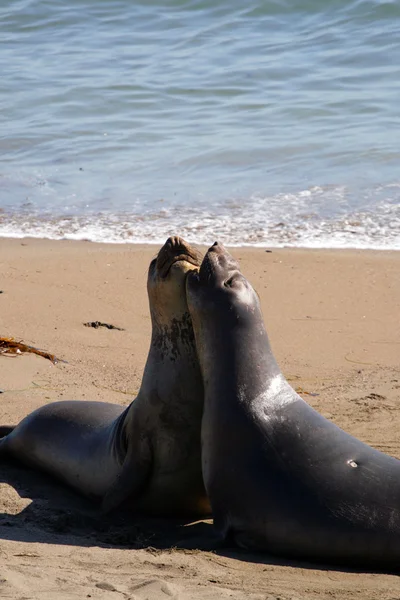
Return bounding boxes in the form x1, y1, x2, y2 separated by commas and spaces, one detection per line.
1, 0, 399, 248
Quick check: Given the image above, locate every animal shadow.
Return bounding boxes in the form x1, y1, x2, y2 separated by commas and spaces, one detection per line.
0, 459, 397, 575
0, 457, 215, 550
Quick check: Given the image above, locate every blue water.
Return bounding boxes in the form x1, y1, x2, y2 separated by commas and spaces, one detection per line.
1, 0, 399, 247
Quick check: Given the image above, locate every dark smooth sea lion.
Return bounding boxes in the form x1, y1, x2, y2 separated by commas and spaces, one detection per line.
0, 236, 210, 517
186, 242, 400, 568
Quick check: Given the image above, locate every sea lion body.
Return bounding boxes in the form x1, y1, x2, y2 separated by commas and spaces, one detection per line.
2, 401, 126, 497
0, 237, 210, 517
186, 242, 400, 567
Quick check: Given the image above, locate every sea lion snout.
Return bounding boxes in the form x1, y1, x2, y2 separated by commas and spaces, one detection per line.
154, 236, 201, 279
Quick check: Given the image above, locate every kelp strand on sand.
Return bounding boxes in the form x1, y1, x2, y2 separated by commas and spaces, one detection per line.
0, 337, 65, 364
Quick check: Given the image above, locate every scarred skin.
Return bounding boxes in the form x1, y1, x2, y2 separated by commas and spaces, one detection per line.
186, 241, 400, 569
0, 236, 210, 517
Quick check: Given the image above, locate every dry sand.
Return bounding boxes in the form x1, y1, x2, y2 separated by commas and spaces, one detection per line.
0, 237, 399, 599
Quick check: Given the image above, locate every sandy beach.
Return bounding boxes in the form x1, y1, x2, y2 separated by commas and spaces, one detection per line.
0, 237, 399, 599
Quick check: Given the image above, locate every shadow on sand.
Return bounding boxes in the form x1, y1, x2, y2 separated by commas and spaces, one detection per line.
0, 459, 397, 576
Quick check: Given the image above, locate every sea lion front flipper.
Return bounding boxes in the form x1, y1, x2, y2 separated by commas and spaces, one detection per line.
101, 437, 152, 514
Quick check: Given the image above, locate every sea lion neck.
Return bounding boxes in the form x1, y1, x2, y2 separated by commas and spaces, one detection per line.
193, 306, 281, 406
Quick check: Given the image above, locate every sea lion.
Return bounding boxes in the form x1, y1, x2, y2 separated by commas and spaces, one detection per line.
0, 236, 210, 517
186, 242, 400, 568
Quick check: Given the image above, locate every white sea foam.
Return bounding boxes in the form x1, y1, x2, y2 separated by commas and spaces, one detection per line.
0, 184, 399, 250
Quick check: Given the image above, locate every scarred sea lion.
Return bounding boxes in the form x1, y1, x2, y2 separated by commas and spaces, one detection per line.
0, 236, 210, 517
186, 242, 400, 568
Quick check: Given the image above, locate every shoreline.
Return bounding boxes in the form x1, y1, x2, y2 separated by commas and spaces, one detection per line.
2, 234, 400, 251
1, 233, 400, 253
0, 236, 399, 599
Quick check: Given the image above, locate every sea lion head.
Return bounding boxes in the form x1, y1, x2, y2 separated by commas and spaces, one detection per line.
186, 241, 266, 373
147, 236, 202, 328
186, 241, 259, 319
186, 242, 278, 390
